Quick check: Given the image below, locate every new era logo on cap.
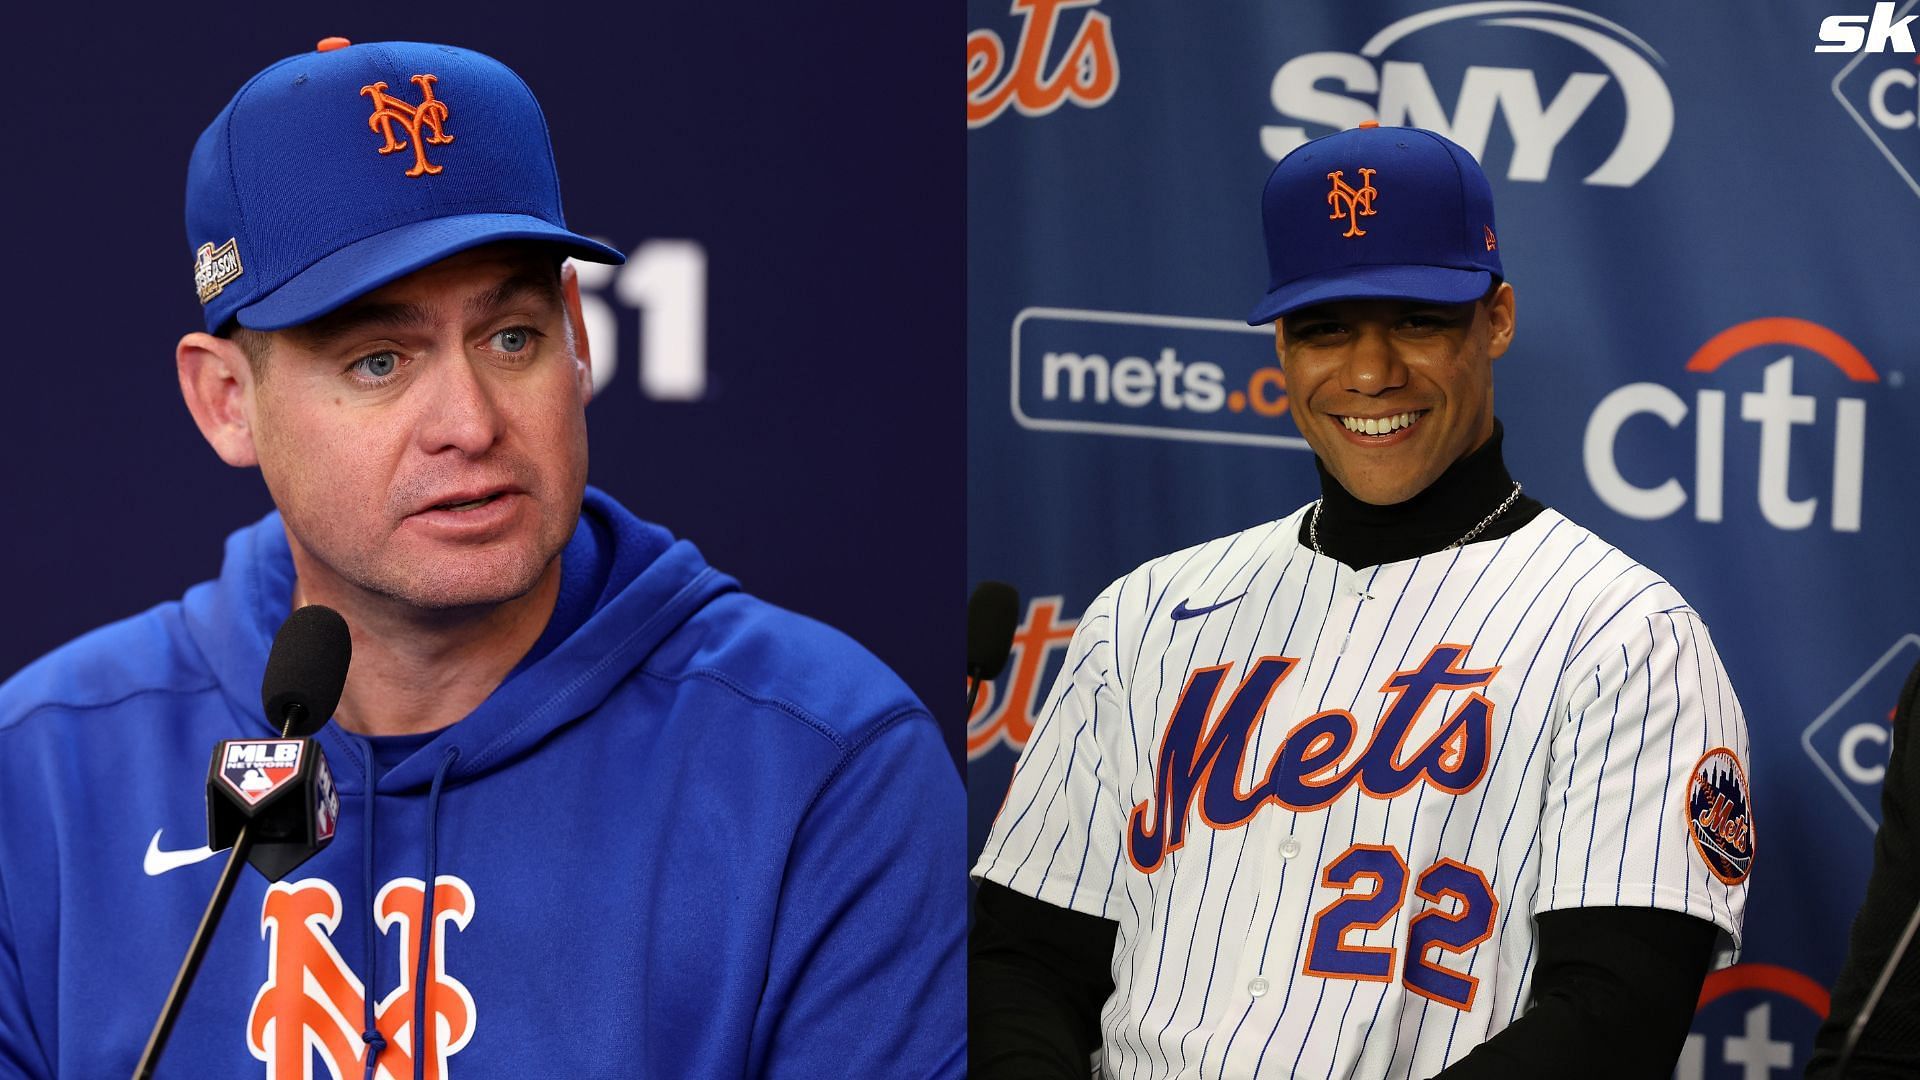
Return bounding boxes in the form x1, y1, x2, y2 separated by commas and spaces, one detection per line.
185, 37, 622, 332
1247, 123, 1503, 325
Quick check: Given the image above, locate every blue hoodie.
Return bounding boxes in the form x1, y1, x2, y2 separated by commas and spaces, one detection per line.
0, 488, 964, 1079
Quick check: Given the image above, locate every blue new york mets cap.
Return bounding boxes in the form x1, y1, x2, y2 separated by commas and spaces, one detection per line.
1246, 123, 1502, 325
186, 37, 624, 333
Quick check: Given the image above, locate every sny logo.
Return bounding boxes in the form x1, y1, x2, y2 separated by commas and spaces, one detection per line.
362, 74, 454, 177
1262, 3, 1671, 187
968, 0, 1118, 128
1128, 645, 1496, 872
1818, 2, 1918, 52
1326, 169, 1379, 238
249, 877, 475, 1079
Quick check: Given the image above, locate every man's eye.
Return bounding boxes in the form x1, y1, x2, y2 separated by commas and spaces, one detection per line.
493, 327, 532, 353
351, 352, 398, 378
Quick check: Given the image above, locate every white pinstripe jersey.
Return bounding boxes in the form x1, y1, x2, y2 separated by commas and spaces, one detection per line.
973, 505, 1753, 1079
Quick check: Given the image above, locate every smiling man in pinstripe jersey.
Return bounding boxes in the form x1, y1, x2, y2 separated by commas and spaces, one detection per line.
970, 123, 1753, 1079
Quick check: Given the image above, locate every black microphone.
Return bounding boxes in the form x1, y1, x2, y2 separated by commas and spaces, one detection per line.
262, 604, 352, 737
967, 581, 1020, 714
134, 605, 352, 1080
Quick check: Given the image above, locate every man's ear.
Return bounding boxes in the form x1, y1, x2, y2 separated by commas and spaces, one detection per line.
177, 332, 260, 467
1485, 282, 1516, 361
560, 261, 593, 405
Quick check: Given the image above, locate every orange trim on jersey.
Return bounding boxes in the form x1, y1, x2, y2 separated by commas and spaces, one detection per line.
1301, 844, 1409, 984
1404, 859, 1499, 1012
1269, 707, 1361, 798
1684, 317, 1877, 383
1198, 656, 1300, 832
1358, 643, 1499, 800
1125, 662, 1235, 873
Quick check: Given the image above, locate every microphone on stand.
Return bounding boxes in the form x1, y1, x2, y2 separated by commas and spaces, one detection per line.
133, 605, 352, 1080
1834, 892, 1920, 1079
968, 582, 1020, 714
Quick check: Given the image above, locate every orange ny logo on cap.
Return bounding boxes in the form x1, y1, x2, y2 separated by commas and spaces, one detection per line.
1326, 169, 1378, 238
360, 74, 454, 177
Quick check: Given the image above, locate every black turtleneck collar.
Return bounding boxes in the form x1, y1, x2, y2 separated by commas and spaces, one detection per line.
1297, 420, 1548, 569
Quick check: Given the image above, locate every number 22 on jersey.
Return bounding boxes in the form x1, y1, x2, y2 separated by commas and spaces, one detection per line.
1303, 844, 1498, 1010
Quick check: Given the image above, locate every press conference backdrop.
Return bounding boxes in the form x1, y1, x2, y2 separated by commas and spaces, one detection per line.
967, 0, 1919, 1072
1, 7, 962, 766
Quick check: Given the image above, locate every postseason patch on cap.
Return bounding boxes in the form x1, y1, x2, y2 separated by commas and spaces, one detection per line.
1686, 747, 1754, 885
194, 238, 244, 304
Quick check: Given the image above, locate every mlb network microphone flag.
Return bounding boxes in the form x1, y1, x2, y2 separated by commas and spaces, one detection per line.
207, 737, 340, 882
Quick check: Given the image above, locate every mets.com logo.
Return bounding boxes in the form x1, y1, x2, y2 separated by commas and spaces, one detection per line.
1009, 308, 1309, 449
1262, 2, 1671, 186
1826, 0, 1920, 199
1582, 318, 1889, 533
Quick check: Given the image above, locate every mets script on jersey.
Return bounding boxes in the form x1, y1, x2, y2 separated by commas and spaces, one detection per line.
974, 505, 1752, 1079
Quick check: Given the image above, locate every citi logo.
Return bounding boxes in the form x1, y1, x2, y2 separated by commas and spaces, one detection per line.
1261, 2, 1671, 187
1817, 2, 1917, 52
968, 0, 1118, 128
1583, 319, 1881, 533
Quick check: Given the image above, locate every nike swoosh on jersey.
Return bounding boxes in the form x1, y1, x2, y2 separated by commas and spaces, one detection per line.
144, 829, 217, 876
1170, 593, 1247, 621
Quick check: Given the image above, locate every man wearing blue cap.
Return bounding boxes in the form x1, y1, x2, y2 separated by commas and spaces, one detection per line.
0, 38, 963, 1078
972, 123, 1752, 1078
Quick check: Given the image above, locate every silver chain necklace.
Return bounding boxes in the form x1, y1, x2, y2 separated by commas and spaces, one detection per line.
1309, 481, 1523, 556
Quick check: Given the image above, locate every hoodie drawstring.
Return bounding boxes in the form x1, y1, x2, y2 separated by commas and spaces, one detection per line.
358, 740, 387, 1080
413, 747, 460, 1080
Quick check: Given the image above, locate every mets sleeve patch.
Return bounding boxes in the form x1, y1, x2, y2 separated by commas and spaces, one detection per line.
1686, 747, 1754, 885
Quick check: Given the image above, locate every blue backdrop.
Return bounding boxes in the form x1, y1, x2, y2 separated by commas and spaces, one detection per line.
1, 4, 962, 765
967, 1, 1920, 1072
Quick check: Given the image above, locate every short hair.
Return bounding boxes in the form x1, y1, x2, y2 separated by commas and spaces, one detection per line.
224, 325, 273, 379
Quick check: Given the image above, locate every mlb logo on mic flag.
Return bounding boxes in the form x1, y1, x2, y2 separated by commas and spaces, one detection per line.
218, 739, 305, 807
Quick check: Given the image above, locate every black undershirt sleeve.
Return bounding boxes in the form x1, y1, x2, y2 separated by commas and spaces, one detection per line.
1434, 906, 1718, 1078
969, 880, 1718, 1079
969, 881, 1115, 1079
